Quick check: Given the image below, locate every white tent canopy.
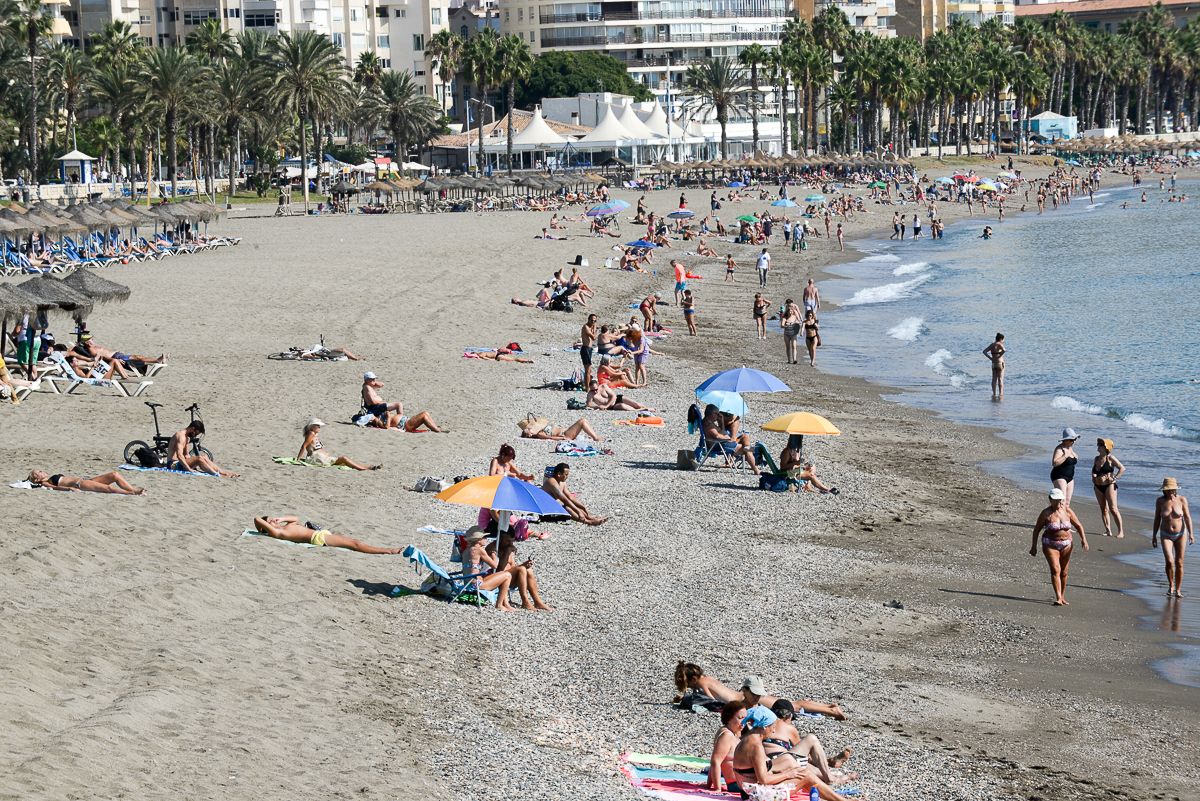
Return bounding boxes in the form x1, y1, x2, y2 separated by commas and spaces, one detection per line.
617, 103, 661, 141
638, 102, 675, 138
577, 105, 632, 146
508, 106, 568, 150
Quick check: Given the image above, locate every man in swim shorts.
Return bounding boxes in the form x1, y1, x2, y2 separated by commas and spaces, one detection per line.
673, 259, 688, 305
167, 420, 238, 476
361, 371, 405, 427
580, 314, 597, 389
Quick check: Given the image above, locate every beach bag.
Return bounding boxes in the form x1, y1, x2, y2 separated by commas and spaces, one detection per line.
759, 473, 790, 493
414, 476, 448, 493
131, 445, 162, 469
677, 449, 698, 471
566, 396, 586, 410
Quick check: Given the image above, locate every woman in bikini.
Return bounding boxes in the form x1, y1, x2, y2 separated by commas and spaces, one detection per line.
298, 419, 381, 471
780, 299, 802, 364
517, 416, 602, 442
707, 701, 748, 792
1050, 428, 1080, 505
27, 469, 145, 495
252, 515, 401, 554
803, 310, 821, 368
753, 293, 770, 340
1152, 477, 1193, 597
1030, 487, 1088, 606
1091, 438, 1125, 537
489, 443, 534, 482
731, 706, 852, 801
459, 526, 516, 610
765, 700, 855, 789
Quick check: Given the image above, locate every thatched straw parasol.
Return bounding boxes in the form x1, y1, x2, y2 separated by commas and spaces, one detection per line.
365, 180, 393, 192
0, 283, 41, 315
62, 270, 132, 303
18, 275, 96, 317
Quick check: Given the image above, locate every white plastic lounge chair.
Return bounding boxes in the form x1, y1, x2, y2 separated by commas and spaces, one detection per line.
44, 352, 153, 397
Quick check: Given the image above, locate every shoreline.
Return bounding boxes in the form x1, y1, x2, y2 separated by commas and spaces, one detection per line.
1, 161, 1197, 801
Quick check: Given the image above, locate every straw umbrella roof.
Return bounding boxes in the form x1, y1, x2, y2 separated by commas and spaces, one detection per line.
0, 283, 41, 315
364, 180, 393, 192
62, 269, 132, 303
18, 275, 95, 316
68, 206, 112, 229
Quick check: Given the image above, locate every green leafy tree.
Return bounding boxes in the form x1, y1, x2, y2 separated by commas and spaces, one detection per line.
462, 27, 499, 173
2, 0, 54, 185
377, 69, 443, 164
139, 46, 202, 199
738, 43, 769, 154
515, 51, 653, 109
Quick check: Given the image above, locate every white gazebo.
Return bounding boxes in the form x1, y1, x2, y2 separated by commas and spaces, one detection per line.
617, 103, 661, 142
56, 149, 95, 185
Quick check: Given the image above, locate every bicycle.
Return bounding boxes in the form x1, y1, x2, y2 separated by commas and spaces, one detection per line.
123, 402, 214, 467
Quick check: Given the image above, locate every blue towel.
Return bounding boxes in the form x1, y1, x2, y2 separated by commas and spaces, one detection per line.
417, 525, 465, 537
119, 464, 219, 477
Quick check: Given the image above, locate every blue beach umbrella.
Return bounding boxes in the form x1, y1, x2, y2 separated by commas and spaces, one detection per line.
586, 199, 630, 217
696, 367, 790, 394
771, 198, 798, 207
696, 390, 748, 416
804, 194, 825, 203
625, 239, 658, 249
667, 209, 695, 219
935, 176, 954, 185
728, 181, 746, 188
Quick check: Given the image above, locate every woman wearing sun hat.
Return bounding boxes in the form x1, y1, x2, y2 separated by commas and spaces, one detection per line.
1091, 438, 1126, 537
298, 419, 382, 471
1031, 487, 1088, 606
1050, 428, 1081, 505
1152, 478, 1194, 597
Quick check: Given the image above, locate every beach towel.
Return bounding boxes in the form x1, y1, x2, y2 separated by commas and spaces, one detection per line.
240, 528, 317, 548
119, 464, 219, 477
8, 480, 35, 489
272, 456, 355, 471
614, 417, 665, 427
554, 440, 611, 457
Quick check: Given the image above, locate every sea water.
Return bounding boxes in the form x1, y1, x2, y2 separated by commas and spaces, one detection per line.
816, 180, 1200, 683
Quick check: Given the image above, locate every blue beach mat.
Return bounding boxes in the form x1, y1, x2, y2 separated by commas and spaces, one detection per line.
119, 464, 220, 477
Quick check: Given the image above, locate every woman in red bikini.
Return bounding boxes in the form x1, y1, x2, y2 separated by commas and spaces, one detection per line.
1030, 487, 1088, 605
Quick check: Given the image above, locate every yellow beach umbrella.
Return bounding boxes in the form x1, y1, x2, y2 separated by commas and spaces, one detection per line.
761, 412, 841, 436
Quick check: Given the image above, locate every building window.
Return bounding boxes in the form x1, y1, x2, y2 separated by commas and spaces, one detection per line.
518, 7, 523, 19
182, 9, 217, 25
351, 8, 361, 21
224, 8, 240, 18
352, 33, 367, 48
505, 10, 509, 20
394, 7, 405, 15
243, 11, 280, 27
138, 14, 151, 24
460, 24, 469, 36
379, 58, 391, 67
377, 35, 390, 47
413, 33, 425, 50
432, 7, 441, 24
331, 32, 344, 46
376, 6, 388, 17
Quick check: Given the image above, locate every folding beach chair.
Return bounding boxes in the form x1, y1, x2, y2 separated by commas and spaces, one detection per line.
688, 403, 747, 471
399, 546, 497, 608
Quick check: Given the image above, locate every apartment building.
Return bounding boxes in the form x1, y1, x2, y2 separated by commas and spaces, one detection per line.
63, 0, 454, 103
498, 0, 794, 100
890, 0, 946, 38
801, 0, 897, 36
946, 0, 1014, 25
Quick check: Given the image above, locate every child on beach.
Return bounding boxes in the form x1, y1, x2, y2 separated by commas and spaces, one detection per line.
725, 254, 736, 282
682, 290, 697, 336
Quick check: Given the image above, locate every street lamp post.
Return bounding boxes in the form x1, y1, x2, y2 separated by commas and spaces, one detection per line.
467, 98, 495, 174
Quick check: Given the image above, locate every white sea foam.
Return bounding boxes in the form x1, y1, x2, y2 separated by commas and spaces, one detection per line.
887, 317, 926, 342
1051, 396, 1199, 442
892, 261, 929, 276
924, 349, 968, 388
859, 254, 901, 263
1051, 395, 1106, 416
844, 274, 930, 306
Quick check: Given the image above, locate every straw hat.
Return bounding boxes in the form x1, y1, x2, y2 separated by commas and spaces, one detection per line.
463, 525, 489, 542
1098, 438, 1113, 452
518, 416, 550, 436
1161, 477, 1179, 492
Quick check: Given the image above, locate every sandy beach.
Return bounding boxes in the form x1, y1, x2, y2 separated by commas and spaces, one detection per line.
2, 160, 1197, 801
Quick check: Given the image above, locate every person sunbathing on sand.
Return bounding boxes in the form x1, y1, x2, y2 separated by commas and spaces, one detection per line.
733, 706, 853, 801
490, 443, 535, 481
253, 515, 401, 554
542, 463, 607, 525
586, 384, 654, 412
167, 421, 239, 477
740, 675, 846, 720
511, 285, 553, 309
298, 419, 381, 470
459, 526, 516, 610
361, 372, 445, 432
27, 469, 145, 495
707, 701, 748, 792
597, 355, 643, 389
767, 700, 856, 787
470, 350, 533, 363
675, 661, 742, 707
518, 415, 602, 442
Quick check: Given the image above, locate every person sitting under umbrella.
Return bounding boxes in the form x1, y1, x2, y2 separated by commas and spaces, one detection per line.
491, 527, 552, 611
541, 463, 607, 526
702, 404, 758, 475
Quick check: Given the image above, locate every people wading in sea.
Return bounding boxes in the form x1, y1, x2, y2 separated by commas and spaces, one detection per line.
983, 333, 1005, 401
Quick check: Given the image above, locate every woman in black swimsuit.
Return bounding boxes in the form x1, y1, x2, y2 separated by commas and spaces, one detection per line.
1050, 428, 1080, 505
803, 311, 821, 368
1091, 438, 1126, 537
27, 469, 145, 495
752, 293, 771, 340
731, 706, 852, 801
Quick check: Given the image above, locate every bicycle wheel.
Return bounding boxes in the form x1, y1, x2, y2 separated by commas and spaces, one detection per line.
195, 445, 215, 462
123, 440, 154, 466
268, 352, 301, 361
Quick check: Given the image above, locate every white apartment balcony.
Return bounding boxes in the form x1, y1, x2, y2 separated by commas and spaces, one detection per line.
540, 28, 784, 48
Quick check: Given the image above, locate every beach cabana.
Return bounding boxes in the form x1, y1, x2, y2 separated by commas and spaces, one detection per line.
56, 149, 96, 185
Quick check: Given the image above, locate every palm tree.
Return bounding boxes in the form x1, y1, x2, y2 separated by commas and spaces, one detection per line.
88, 61, 135, 189
684, 57, 748, 158
139, 47, 202, 200
462, 28, 499, 173
3, 0, 54, 187
377, 70, 442, 166
738, 43, 769, 154
496, 34, 533, 175
271, 31, 345, 212
812, 6, 850, 153
354, 51, 383, 90
46, 42, 88, 151
212, 58, 264, 206
89, 20, 142, 68
186, 18, 235, 63
426, 29, 464, 119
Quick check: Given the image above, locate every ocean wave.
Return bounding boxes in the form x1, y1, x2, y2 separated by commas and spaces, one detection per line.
924, 349, 969, 388
859, 254, 901, 263
1051, 395, 1200, 442
844, 274, 931, 306
887, 316, 926, 342
892, 261, 929, 276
